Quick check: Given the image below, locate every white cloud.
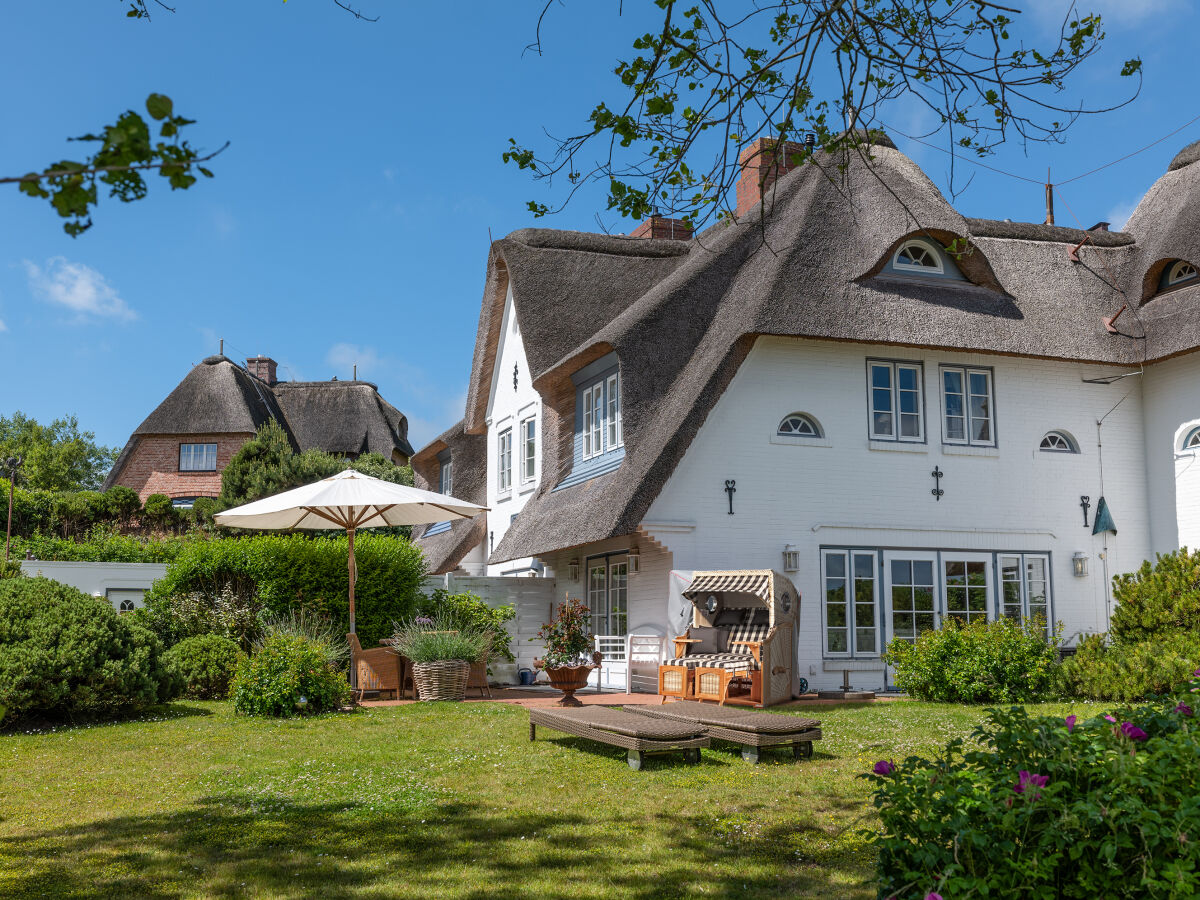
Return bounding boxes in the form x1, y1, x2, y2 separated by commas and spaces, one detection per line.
326, 342, 382, 378
1106, 198, 1139, 231
24, 257, 135, 322
0, 319, 7, 333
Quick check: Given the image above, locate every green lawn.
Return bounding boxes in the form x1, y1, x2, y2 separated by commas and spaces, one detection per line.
0, 699, 1097, 899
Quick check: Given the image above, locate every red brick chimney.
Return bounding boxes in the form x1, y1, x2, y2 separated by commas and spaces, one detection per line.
630, 214, 693, 240
735, 138, 806, 218
246, 355, 278, 386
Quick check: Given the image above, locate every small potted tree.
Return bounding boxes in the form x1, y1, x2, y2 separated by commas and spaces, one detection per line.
534, 598, 601, 707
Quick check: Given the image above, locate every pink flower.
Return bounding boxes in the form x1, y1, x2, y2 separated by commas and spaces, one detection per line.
1065, 715, 1077, 733
1175, 702, 1194, 717
1104, 714, 1117, 723
1193, 668, 1200, 677
926, 894, 944, 900
1015, 770, 1049, 799
1121, 721, 1148, 741
873, 759, 896, 776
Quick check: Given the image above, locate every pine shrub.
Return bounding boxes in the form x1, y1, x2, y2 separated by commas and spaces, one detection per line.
163, 633, 244, 700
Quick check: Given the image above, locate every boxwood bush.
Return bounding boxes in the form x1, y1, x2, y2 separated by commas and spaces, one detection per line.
163, 633, 244, 700
231, 632, 350, 717
883, 616, 1060, 703
0, 577, 176, 725
868, 677, 1200, 898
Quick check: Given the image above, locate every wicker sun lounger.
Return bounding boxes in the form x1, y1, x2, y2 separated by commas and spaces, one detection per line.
528, 706, 710, 770
628, 700, 822, 763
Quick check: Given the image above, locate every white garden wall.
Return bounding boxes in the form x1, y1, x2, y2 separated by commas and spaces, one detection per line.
19, 561, 167, 612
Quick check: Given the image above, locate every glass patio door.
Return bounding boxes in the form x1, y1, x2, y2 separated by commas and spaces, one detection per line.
586, 555, 629, 636
942, 553, 993, 625
883, 552, 939, 646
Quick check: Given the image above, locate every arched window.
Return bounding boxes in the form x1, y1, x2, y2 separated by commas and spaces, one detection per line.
119, 598, 135, 614
777, 413, 822, 438
1039, 431, 1078, 453
1183, 427, 1200, 451
892, 239, 944, 275
1168, 261, 1198, 286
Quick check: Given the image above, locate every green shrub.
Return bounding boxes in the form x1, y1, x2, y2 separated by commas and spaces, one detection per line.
103, 485, 142, 526
883, 617, 1060, 703
12, 526, 197, 563
142, 493, 177, 529
868, 678, 1200, 899
260, 611, 349, 669
392, 617, 492, 664
421, 589, 515, 661
144, 532, 425, 648
0, 577, 176, 725
1110, 547, 1200, 642
190, 496, 219, 527
164, 633, 244, 699
231, 633, 351, 717
1060, 631, 1200, 702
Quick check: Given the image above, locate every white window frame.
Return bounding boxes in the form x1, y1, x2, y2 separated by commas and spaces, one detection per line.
999, 553, 1051, 633
942, 553, 993, 626
607, 372, 623, 449
1039, 431, 1077, 453
821, 549, 880, 657
883, 551, 939, 647
586, 553, 629, 637
497, 428, 512, 494
1168, 260, 1198, 286
777, 412, 822, 438
582, 381, 605, 460
520, 416, 536, 484
941, 366, 995, 447
868, 360, 924, 442
439, 456, 453, 495
179, 442, 218, 472
892, 239, 945, 275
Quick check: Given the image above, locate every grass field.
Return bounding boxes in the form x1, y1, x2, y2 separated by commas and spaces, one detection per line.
0, 699, 1097, 899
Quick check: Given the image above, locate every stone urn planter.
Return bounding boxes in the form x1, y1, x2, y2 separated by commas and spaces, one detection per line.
535, 651, 602, 707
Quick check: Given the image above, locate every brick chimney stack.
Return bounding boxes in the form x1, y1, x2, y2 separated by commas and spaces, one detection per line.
630, 214, 693, 241
246, 355, 278, 386
735, 138, 806, 218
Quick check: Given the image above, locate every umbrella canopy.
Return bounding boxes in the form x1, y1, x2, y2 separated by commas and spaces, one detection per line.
214, 469, 487, 637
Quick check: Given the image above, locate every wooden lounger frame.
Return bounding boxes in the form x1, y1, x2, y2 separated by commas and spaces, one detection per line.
528, 706, 709, 770
629, 701, 823, 763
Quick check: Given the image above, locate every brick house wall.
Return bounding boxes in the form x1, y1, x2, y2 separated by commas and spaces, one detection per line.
115, 432, 253, 502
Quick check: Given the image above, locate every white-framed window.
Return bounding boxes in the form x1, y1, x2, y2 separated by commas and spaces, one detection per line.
777, 412, 822, 437
587, 553, 629, 636
1168, 260, 1198, 286
868, 361, 923, 442
943, 555, 991, 625
107, 589, 144, 614
1183, 426, 1200, 451
1000, 554, 1051, 631
582, 382, 604, 459
439, 456, 453, 495
1039, 431, 1077, 453
497, 428, 512, 493
521, 416, 536, 483
821, 549, 879, 656
607, 373, 623, 449
179, 443, 217, 472
941, 366, 994, 446
886, 554, 938, 645
892, 239, 944, 275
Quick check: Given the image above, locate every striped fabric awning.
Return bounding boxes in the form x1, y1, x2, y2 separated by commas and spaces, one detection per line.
682, 571, 771, 602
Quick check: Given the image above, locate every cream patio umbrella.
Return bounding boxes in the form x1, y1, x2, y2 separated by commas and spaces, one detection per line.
214, 468, 487, 636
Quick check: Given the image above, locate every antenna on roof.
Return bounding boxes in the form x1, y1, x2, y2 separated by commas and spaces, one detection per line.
219, 338, 224, 356
353, 364, 357, 381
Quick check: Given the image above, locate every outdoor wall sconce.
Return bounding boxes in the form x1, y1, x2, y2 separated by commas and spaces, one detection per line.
627, 547, 641, 575
782, 543, 800, 572
1072, 552, 1089, 577
568, 557, 580, 580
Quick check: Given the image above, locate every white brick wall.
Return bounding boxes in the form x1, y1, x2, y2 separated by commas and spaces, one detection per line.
1141, 352, 1200, 554
484, 283, 544, 575
628, 336, 1155, 691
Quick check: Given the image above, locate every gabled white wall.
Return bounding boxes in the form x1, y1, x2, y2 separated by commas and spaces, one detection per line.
484, 283, 544, 575
638, 336, 1153, 690
1142, 351, 1200, 554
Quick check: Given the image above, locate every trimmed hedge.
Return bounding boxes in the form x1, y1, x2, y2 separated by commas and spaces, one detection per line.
0, 577, 176, 725
12, 527, 197, 563
164, 634, 244, 700
145, 533, 426, 649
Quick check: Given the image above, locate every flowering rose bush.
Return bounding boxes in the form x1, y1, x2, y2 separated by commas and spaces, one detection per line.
868, 675, 1200, 898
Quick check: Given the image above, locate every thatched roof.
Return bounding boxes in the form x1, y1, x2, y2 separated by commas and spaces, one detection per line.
449, 135, 1200, 564
103, 356, 414, 490
410, 420, 487, 575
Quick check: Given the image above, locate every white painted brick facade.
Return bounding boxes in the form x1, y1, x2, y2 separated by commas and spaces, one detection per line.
1141, 353, 1200, 554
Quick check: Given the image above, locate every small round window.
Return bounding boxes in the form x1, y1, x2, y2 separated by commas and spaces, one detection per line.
1039, 431, 1077, 453
704, 595, 719, 615
893, 239, 944, 275
777, 413, 822, 438
781, 591, 792, 613
118, 599, 135, 614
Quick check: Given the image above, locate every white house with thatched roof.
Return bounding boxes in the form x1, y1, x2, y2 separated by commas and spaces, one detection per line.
413, 132, 1200, 692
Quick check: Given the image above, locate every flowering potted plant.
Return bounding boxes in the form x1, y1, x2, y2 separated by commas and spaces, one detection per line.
533, 598, 600, 707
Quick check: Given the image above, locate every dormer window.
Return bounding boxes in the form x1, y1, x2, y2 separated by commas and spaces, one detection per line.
1167, 261, 1198, 287
554, 351, 626, 491
893, 239, 944, 275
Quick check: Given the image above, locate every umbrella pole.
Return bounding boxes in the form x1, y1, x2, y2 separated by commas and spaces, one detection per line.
348, 526, 357, 693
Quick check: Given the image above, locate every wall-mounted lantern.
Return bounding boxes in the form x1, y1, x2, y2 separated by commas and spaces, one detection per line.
1072, 552, 1089, 577
782, 543, 800, 572
628, 547, 641, 575
568, 557, 580, 581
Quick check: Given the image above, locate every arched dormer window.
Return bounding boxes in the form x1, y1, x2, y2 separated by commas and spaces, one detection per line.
1157, 259, 1200, 294
777, 412, 823, 438
1039, 431, 1078, 453
893, 239, 944, 274
1182, 426, 1200, 451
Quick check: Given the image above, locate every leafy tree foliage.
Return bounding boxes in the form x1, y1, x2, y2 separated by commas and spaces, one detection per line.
0, 412, 117, 491
508, 1, 1143, 226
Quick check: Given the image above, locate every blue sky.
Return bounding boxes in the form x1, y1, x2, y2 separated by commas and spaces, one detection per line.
0, 0, 1194, 454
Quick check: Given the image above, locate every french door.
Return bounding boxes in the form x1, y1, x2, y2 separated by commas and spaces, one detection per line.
586, 554, 629, 636
883, 552, 939, 645
942, 553, 993, 625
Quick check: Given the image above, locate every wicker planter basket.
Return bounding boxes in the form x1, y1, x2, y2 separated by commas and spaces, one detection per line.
412, 659, 471, 702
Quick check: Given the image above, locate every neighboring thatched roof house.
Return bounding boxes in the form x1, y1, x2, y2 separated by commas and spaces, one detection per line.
104, 354, 414, 502
413, 131, 1200, 573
